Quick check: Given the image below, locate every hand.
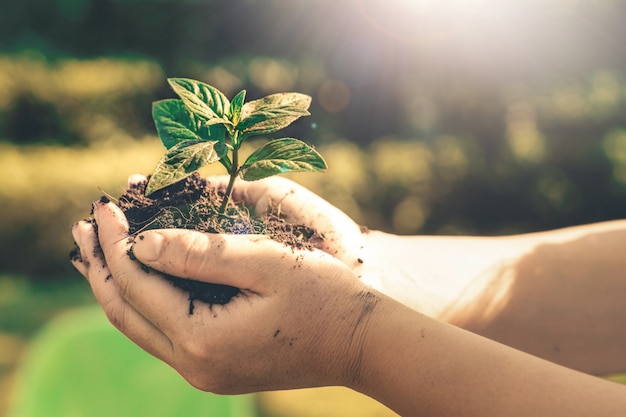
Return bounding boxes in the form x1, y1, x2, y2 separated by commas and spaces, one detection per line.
127, 174, 429, 313
71, 200, 379, 394
105, 174, 427, 314
207, 175, 367, 269
212, 176, 442, 311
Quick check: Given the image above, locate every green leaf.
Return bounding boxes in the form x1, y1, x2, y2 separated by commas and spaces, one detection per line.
237, 92, 311, 135
152, 99, 201, 149
145, 140, 226, 195
216, 142, 232, 171
239, 138, 327, 181
152, 99, 227, 148
229, 90, 246, 126
214, 141, 229, 158
219, 154, 232, 172
167, 78, 230, 125
204, 123, 228, 142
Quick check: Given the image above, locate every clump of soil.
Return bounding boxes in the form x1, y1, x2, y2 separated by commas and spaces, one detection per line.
115, 173, 324, 312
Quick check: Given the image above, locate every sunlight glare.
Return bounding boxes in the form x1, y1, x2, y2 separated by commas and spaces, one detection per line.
354, 0, 521, 45
384, 0, 487, 15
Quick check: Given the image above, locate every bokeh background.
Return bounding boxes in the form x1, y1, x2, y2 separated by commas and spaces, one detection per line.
2, 0, 626, 415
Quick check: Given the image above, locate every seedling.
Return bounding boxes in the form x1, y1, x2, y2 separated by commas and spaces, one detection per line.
147, 78, 327, 213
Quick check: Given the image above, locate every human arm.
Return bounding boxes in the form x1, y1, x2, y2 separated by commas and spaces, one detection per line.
70, 201, 626, 417
361, 221, 626, 376
357, 284, 626, 417
195, 175, 626, 375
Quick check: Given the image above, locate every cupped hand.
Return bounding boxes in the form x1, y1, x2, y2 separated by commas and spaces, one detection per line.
123, 174, 424, 312
71, 200, 380, 394
207, 175, 367, 270
125, 174, 366, 269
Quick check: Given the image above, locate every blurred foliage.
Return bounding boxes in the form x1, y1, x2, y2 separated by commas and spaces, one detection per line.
0, 275, 92, 337
0, 139, 163, 275
1, 0, 626, 278
0, 274, 93, 414
0, 53, 163, 145
0, 53, 626, 276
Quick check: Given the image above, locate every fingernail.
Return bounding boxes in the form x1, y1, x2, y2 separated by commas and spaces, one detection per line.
71, 220, 87, 246
92, 195, 113, 217
132, 231, 164, 263
69, 245, 82, 263
127, 174, 147, 188
70, 221, 93, 272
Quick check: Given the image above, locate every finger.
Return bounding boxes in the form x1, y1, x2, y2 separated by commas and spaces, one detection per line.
205, 175, 230, 190
72, 217, 174, 363
206, 175, 292, 214
132, 228, 332, 290
207, 176, 366, 267
70, 220, 95, 277
92, 201, 202, 328
206, 175, 321, 226
253, 179, 366, 267
206, 175, 255, 210
127, 174, 147, 188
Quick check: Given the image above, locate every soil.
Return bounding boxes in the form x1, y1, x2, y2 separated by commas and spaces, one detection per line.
113, 173, 324, 313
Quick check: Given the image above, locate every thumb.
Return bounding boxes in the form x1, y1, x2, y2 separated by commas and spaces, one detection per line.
131, 229, 288, 290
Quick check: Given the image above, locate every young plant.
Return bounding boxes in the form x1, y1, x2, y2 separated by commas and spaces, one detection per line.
146, 78, 327, 213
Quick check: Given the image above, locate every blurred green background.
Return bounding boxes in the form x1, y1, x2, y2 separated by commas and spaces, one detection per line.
2, 0, 626, 415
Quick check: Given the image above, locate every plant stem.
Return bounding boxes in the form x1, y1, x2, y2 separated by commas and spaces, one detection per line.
219, 146, 238, 214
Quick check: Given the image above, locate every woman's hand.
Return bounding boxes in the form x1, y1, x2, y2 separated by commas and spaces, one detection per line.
207, 175, 367, 269
114, 175, 526, 322
206, 176, 435, 307
70, 196, 626, 416
71, 199, 379, 394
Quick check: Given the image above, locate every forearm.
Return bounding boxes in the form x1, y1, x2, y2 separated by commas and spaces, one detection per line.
353, 294, 626, 417
360, 230, 527, 320
464, 220, 626, 375
361, 221, 626, 374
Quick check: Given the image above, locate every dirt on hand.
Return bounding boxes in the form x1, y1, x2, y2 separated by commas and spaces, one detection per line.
114, 173, 324, 312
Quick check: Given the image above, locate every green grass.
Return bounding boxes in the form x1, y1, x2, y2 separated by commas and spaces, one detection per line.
0, 273, 94, 336
0, 273, 95, 415
7, 305, 257, 417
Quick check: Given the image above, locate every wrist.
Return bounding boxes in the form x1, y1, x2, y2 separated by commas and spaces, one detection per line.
333, 289, 386, 389
358, 230, 437, 314
347, 292, 431, 415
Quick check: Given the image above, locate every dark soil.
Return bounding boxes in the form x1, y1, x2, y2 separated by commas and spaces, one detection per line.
114, 173, 324, 313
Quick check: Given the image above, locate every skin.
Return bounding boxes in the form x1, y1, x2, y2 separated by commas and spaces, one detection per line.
207, 175, 626, 375
71, 175, 626, 416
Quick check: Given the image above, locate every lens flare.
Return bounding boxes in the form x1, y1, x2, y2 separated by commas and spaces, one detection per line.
352, 0, 509, 46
